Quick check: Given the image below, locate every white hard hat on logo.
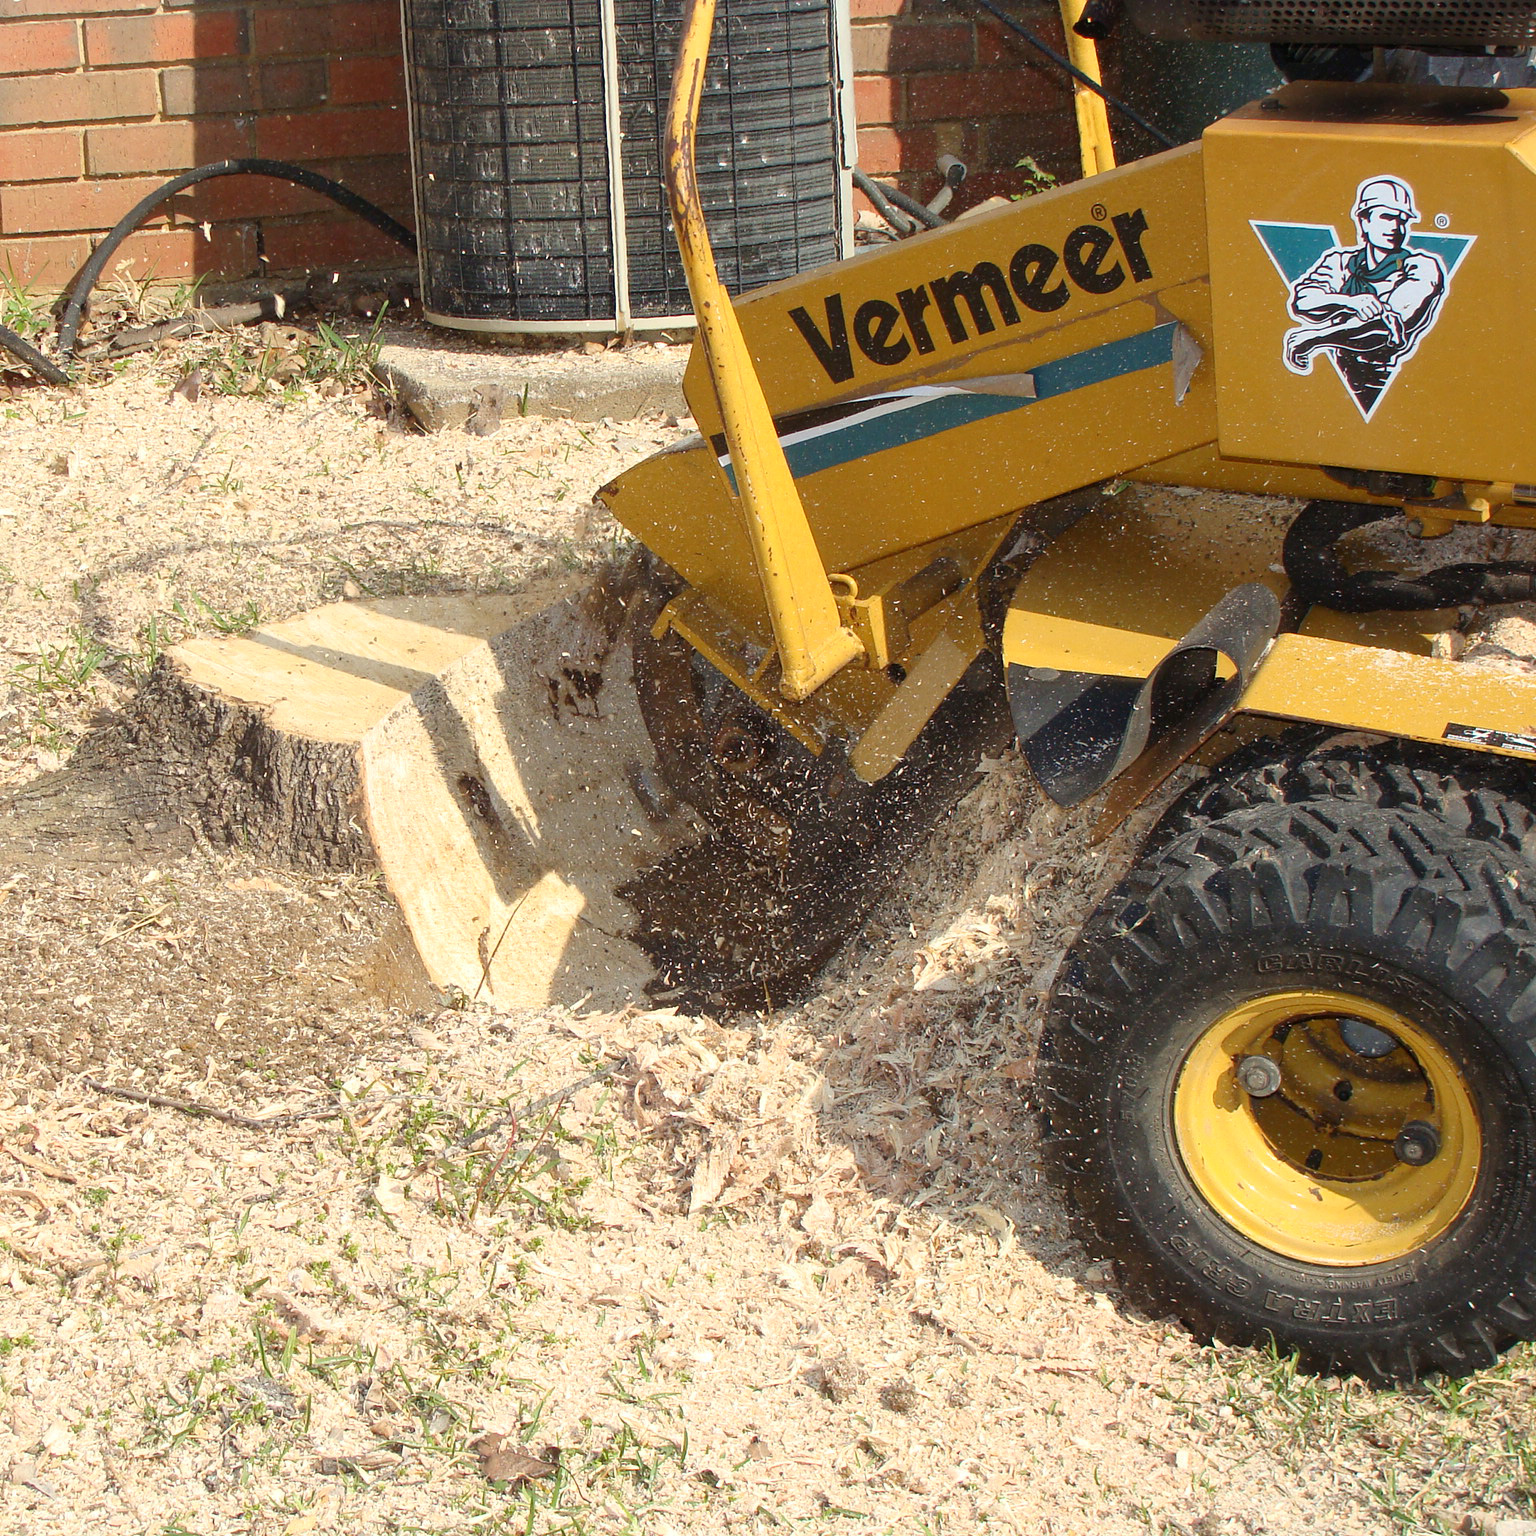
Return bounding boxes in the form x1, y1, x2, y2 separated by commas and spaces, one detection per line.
1354, 177, 1419, 221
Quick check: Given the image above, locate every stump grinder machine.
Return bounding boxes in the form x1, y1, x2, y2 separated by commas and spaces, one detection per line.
588, 0, 1536, 1380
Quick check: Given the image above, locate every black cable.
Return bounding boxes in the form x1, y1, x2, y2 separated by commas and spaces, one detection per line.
56, 158, 417, 360
962, 0, 1177, 149
0, 323, 71, 387
851, 167, 919, 236
1283, 500, 1536, 613
865, 174, 947, 230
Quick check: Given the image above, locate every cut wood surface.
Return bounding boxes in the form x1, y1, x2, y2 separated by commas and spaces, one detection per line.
149, 582, 684, 1009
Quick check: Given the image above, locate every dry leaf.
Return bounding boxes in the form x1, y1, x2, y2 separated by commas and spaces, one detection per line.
470, 1432, 558, 1487
373, 1176, 406, 1216
799, 1193, 836, 1239
318, 1448, 401, 1474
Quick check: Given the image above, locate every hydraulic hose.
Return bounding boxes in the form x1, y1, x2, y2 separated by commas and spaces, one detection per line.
856, 170, 947, 231
55, 158, 417, 361
1283, 499, 1536, 613
851, 167, 919, 236
0, 323, 71, 386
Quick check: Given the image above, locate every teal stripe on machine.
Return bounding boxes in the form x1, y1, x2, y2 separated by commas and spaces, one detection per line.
1031, 321, 1176, 401
721, 323, 1179, 488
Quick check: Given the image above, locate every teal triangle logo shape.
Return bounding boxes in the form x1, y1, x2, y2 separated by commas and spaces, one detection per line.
1250, 191, 1475, 420
1252, 221, 1338, 285
1252, 222, 1474, 285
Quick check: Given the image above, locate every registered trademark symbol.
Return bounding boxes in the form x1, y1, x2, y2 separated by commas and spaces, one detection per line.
1434, 212, 1450, 229
1090, 203, 1107, 222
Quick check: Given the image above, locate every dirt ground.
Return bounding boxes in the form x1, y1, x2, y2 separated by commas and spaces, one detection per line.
0, 336, 1532, 1536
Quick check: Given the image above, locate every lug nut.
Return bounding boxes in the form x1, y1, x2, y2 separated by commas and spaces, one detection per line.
1237, 1055, 1283, 1098
1394, 1120, 1441, 1166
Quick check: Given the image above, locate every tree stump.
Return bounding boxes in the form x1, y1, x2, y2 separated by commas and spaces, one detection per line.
103, 578, 683, 1010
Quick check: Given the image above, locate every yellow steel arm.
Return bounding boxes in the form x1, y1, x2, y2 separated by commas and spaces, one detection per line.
1058, 0, 1116, 177
665, 0, 862, 702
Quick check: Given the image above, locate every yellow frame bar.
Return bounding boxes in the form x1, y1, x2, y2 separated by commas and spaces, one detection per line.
1057, 0, 1116, 178
665, 0, 862, 701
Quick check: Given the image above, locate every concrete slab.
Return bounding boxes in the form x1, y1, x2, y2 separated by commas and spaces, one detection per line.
374, 324, 692, 432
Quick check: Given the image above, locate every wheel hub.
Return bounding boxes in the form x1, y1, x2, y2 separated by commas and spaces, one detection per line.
1173, 989, 1481, 1265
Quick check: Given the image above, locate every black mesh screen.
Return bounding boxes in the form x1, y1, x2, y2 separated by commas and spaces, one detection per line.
1128, 0, 1536, 47
404, 0, 843, 325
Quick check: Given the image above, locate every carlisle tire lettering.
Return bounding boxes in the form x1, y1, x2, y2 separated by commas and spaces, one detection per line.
791, 208, 1157, 382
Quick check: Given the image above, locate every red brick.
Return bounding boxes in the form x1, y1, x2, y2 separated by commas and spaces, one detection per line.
181, 155, 410, 221
83, 9, 243, 67
86, 117, 250, 176
848, 0, 908, 16
110, 222, 258, 282
255, 105, 406, 162
853, 74, 901, 125
976, 11, 1066, 65
0, 175, 171, 234
328, 54, 403, 107
908, 67, 1066, 121
0, 232, 92, 289
0, 69, 158, 127
251, 1, 401, 58
0, 128, 82, 182
0, 18, 80, 76
160, 63, 253, 115
980, 110, 1081, 172
260, 58, 327, 110
1, 0, 153, 15
856, 124, 938, 176
258, 213, 411, 274
850, 21, 973, 74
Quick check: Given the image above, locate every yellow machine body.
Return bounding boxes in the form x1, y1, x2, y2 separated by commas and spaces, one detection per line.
598, 64, 1536, 801
1206, 85, 1536, 486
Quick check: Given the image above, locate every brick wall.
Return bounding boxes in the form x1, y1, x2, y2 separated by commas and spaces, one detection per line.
849, 0, 1086, 214
0, 0, 1091, 296
0, 0, 410, 293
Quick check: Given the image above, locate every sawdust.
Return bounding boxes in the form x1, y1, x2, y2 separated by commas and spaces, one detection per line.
0, 341, 1531, 1534
0, 347, 683, 789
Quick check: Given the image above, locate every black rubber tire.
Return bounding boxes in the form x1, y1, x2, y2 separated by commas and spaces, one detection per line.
1153, 728, 1536, 864
1037, 796, 1536, 1382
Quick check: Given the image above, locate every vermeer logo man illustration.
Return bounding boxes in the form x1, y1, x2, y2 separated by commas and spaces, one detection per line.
1252, 179, 1474, 420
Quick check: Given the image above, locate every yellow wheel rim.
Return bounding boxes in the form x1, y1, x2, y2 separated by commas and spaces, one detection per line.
1173, 990, 1482, 1266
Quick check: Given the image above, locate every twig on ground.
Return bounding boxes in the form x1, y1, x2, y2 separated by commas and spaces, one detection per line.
101, 902, 173, 946
0, 1187, 53, 1213
400, 1063, 622, 1184
1, 1143, 78, 1183
82, 1077, 341, 1130
454, 1063, 621, 1153
467, 1117, 519, 1221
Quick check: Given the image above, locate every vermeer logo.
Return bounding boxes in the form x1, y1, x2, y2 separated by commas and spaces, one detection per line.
789, 210, 1155, 384
1253, 177, 1474, 420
